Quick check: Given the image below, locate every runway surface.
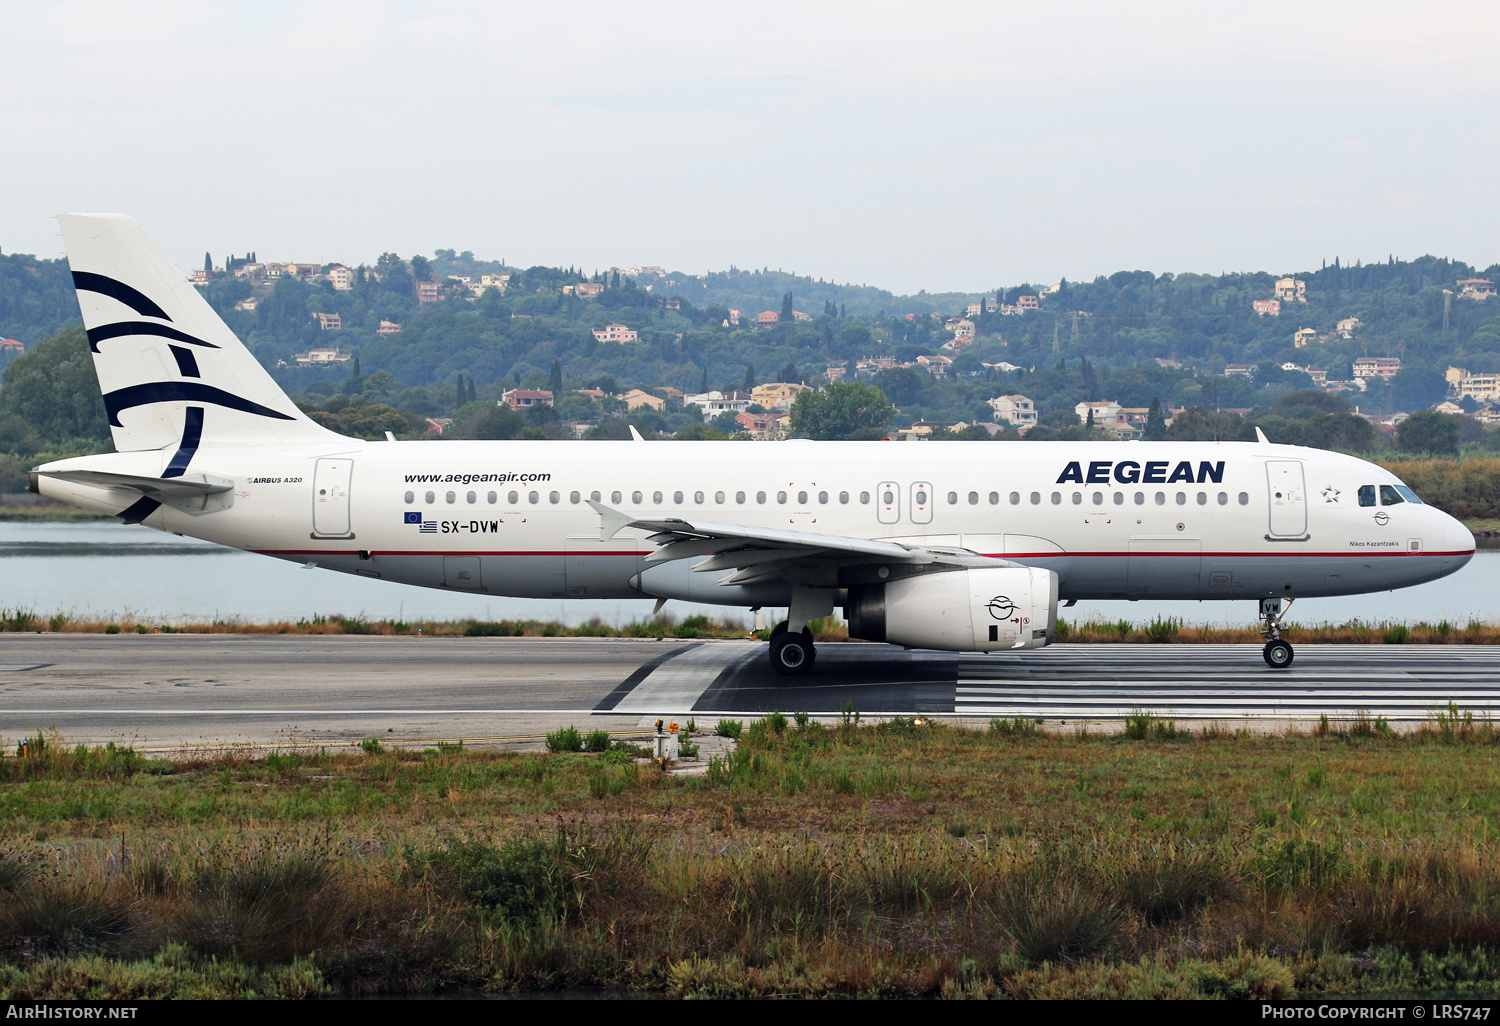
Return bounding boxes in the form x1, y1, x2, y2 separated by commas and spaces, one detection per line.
3, 635, 1498, 748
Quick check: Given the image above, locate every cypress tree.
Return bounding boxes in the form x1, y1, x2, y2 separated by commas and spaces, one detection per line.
203, 252, 212, 273
780, 292, 794, 322
1144, 397, 1166, 441
744, 364, 756, 391
549, 359, 563, 393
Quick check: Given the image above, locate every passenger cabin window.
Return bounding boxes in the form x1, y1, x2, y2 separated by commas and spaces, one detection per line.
1217, 492, 1227, 505
715, 491, 726, 504
839, 491, 849, 504
818, 491, 828, 504
1031, 492, 1041, 504
549, 491, 560, 504
1134, 492, 1145, 505
757, 491, 767, 504
487, 491, 497, 504
777, 491, 788, 504
1196, 492, 1207, 505
674, 491, 684, 503
612, 491, 623, 504
446, 491, 456, 504
404, 490, 414, 504
1155, 492, 1166, 505
947, 491, 958, 505
653, 491, 663, 504
508, 491, 519, 504
425, 491, 436, 504
529, 491, 539, 504
693, 491, 704, 504
1113, 492, 1124, 505
631, 491, 642, 504
590, 491, 601, 502
1238, 492, 1249, 505
1175, 492, 1186, 505
467, 491, 477, 503
1051, 492, 1061, 505
1379, 485, 1405, 506
968, 491, 979, 505
859, 491, 870, 504
570, 491, 581, 504
1071, 492, 1082, 505
736, 491, 747, 503
1092, 492, 1104, 505
797, 491, 808, 504
1358, 485, 1376, 507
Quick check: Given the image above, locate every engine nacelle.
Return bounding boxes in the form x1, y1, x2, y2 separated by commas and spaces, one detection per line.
845, 566, 1058, 652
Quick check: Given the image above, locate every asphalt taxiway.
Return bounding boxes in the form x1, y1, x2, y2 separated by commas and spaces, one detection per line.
3, 635, 1498, 750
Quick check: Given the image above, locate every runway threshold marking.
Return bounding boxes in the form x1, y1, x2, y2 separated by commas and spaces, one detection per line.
603, 642, 760, 714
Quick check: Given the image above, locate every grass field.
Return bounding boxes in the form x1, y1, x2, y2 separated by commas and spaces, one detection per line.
4, 712, 1500, 999
5, 608, 1500, 645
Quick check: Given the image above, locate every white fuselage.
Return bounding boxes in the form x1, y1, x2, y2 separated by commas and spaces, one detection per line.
38, 438, 1475, 610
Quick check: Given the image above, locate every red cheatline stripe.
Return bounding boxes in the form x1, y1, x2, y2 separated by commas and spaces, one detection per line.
252, 548, 1475, 559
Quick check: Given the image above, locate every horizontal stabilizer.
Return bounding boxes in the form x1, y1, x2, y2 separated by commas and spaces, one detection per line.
34, 469, 234, 516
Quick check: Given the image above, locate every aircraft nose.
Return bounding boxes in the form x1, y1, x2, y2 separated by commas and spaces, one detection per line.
1442, 512, 1476, 569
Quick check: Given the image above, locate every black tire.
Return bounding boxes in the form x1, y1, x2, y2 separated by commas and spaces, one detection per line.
770, 629, 815, 676
769, 620, 789, 641
1263, 640, 1294, 669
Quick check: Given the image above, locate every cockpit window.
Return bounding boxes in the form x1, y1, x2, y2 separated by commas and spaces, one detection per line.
1379, 485, 1404, 506
1394, 485, 1422, 504
1358, 485, 1375, 507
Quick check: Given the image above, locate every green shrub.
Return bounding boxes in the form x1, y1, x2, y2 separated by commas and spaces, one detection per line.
424, 837, 571, 923
1384, 624, 1410, 645
583, 730, 611, 753
545, 726, 583, 753
1144, 616, 1180, 643
359, 738, 381, 754
766, 711, 788, 735
990, 717, 1039, 738
715, 720, 743, 739
104, 624, 120, 635
996, 875, 1124, 963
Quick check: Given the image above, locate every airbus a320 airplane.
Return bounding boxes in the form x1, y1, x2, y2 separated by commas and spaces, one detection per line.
30, 215, 1476, 674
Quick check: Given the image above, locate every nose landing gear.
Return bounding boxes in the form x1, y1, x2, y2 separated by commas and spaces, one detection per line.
1260, 597, 1295, 668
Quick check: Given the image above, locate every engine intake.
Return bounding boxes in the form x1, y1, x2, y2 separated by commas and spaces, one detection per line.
846, 566, 1058, 652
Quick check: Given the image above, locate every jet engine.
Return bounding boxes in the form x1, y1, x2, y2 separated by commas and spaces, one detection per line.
845, 566, 1058, 652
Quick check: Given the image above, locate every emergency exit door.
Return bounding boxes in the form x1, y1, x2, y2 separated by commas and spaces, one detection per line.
1266, 460, 1307, 538
311, 458, 354, 538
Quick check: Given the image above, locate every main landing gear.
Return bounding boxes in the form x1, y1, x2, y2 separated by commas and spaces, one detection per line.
1260, 597, 1295, 669
769, 620, 816, 676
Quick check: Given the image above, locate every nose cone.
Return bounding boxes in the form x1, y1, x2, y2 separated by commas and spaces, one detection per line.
1441, 511, 1476, 573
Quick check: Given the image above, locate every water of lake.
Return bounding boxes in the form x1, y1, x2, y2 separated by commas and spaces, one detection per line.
2, 522, 1496, 629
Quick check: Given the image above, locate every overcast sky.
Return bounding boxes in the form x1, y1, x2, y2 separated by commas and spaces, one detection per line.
4, 1, 1497, 293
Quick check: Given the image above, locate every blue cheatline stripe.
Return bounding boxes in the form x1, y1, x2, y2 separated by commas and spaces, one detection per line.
161, 407, 204, 479
102, 381, 295, 427
168, 345, 200, 378
116, 496, 161, 524
71, 272, 171, 321
86, 321, 219, 353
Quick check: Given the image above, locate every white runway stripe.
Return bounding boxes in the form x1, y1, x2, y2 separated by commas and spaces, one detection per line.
955, 645, 1500, 719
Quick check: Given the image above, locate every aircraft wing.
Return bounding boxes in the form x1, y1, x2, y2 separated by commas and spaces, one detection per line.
588, 500, 1016, 586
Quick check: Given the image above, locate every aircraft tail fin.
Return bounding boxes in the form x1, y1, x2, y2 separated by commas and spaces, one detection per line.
57, 213, 344, 453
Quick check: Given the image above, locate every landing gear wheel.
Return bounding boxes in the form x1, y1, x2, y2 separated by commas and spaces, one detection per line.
1263, 639, 1294, 669
770, 628, 816, 676
769, 620, 789, 641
